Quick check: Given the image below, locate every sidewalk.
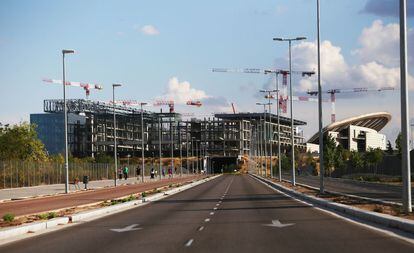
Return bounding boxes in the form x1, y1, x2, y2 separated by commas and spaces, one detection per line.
0, 174, 203, 217
0, 176, 156, 201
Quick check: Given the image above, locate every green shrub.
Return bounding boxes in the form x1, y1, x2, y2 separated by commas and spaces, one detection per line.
141, 191, 147, 197
48, 212, 57, 219
3, 213, 15, 222
37, 213, 49, 220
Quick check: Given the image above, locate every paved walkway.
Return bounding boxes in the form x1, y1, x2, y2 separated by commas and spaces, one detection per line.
0, 175, 203, 217
0, 174, 194, 201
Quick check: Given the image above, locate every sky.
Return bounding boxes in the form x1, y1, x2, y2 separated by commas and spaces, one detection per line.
0, 0, 413, 145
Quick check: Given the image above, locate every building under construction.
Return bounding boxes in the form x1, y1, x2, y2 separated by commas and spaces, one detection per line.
31, 99, 306, 172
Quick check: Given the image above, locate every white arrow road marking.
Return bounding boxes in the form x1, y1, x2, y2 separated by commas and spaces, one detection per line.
263, 220, 295, 228
185, 239, 194, 247
110, 224, 142, 232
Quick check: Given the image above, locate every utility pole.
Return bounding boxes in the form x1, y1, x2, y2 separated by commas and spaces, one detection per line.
399, 0, 412, 213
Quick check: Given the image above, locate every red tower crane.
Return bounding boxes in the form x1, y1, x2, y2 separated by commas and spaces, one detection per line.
307, 86, 397, 123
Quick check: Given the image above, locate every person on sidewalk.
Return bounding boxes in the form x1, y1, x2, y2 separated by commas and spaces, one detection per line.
136, 166, 141, 179
123, 165, 129, 180
150, 168, 155, 179
118, 167, 123, 180
168, 167, 172, 178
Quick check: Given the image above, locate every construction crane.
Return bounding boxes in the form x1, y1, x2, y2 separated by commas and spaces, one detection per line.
154, 99, 203, 113
43, 78, 103, 99
154, 100, 175, 113
307, 86, 397, 123
212, 67, 315, 114
231, 103, 236, 114
186, 100, 202, 107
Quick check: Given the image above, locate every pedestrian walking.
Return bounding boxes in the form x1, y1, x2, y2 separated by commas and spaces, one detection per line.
162, 167, 165, 177
136, 166, 141, 178
168, 167, 172, 178
123, 165, 129, 180
150, 168, 155, 179
118, 167, 123, 180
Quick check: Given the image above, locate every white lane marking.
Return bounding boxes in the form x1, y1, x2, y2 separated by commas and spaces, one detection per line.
219, 200, 222, 203
204, 218, 210, 222
210, 212, 215, 215
216, 203, 220, 206
214, 207, 218, 210
263, 220, 295, 228
198, 226, 204, 231
185, 239, 194, 247
110, 224, 142, 233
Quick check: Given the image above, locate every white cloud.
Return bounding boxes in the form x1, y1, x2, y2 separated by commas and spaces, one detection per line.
160, 77, 209, 104
289, 21, 414, 92
140, 25, 160, 36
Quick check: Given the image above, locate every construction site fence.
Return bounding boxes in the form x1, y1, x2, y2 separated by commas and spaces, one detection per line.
0, 160, 199, 189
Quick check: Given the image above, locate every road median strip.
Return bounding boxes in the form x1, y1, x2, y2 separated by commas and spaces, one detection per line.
251, 174, 414, 235
0, 175, 220, 245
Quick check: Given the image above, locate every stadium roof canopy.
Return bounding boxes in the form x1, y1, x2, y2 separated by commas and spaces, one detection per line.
308, 112, 391, 144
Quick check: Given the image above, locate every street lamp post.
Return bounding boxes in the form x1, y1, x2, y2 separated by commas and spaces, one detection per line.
317, 0, 325, 194
399, 0, 412, 213
140, 102, 148, 182
191, 137, 195, 173
62, 49, 75, 194
275, 73, 282, 181
260, 89, 277, 178
274, 36, 307, 186
159, 116, 162, 180
112, 83, 122, 187
257, 102, 272, 177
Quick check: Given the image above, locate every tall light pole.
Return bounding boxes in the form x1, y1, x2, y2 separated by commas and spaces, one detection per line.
62, 49, 75, 194
257, 102, 272, 177
260, 89, 277, 178
140, 102, 148, 182
316, 0, 325, 194
158, 115, 162, 180
399, 0, 412, 213
274, 36, 307, 186
275, 73, 282, 181
112, 83, 122, 187
191, 137, 195, 173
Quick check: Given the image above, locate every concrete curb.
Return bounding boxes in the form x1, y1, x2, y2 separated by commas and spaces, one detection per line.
0, 217, 69, 241
0, 175, 220, 243
252, 174, 414, 234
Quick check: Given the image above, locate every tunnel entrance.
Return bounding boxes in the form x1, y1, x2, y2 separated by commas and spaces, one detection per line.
210, 156, 239, 173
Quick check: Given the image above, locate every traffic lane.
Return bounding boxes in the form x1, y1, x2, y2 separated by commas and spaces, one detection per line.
189, 175, 414, 253
0, 175, 231, 253
284, 173, 410, 203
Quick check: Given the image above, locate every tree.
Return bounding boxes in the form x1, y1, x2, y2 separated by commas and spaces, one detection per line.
386, 140, 393, 155
364, 148, 384, 174
349, 151, 364, 171
395, 132, 402, 155
0, 123, 48, 161
323, 134, 337, 176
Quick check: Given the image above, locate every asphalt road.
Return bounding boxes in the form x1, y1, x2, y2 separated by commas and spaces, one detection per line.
1, 175, 413, 253
283, 173, 414, 203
